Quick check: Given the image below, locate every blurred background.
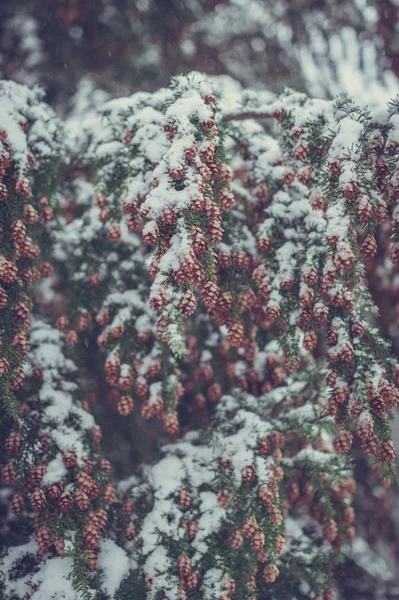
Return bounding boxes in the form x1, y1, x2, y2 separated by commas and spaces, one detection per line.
1, 1, 399, 597
1, 0, 399, 109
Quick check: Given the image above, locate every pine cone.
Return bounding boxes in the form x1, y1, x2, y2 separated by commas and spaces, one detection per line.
263, 564, 279, 583
242, 515, 258, 538
30, 488, 46, 511
228, 530, 243, 549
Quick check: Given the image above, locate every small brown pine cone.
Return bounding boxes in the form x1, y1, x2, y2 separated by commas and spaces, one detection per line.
341, 506, 355, 525
380, 382, 399, 409
303, 330, 317, 351
313, 302, 329, 325
63, 451, 77, 468
201, 280, 219, 309
82, 524, 100, 549
268, 505, 283, 525
47, 481, 65, 501
11, 493, 25, 514
15, 176, 32, 197
82, 457, 93, 474
207, 382, 222, 403
242, 515, 258, 538
356, 415, 374, 440
76, 471, 93, 491
99, 458, 111, 473
23, 203, 38, 223
29, 464, 46, 485
179, 289, 197, 317
90, 426, 103, 446
356, 194, 373, 222
142, 223, 159, 246
217, 489, 230, 508
95, 308, 110, 327
54, 539, 65, 556
270, 431, 285, 449
326, 326, 339, 346
5, 431, 21, 455
1, 464, 16, 484
135, 378, 149, 399
30, 488, 46, 511
350, 320, 365, 338
263, 564, 279, 583
85, 549, 98, 572
300, 288, 315, 308
265, 305, 280, 322
259, 485, 274, 507
163, 411, 180, 436
40, 206, 54, 223
242, 465, 257, 483
257, 235, 272, 251
369, 394, 386, 416
0, 356, 10, 377
229, 530, 243, 549
186, 572, 198, 590
303, 266, 318, 286
207, 220, 223, 243
40, 261, 53, 278
9, 367, 25, 391
379, 440, 396, 463
344, 526, 356, 542
228, 322, 245, 347
362, 433, 379, 456
292, 140, 310, 161
238, 288, 256, 312
125, 522, 137, 541
59, 493, 74, 512
37, 526, 51, 554
10, 219, 27, 244
105, 222, 122, 242
75, 488, 90, 510
122, 497, 135, 515
276, 534, 286, 555
323, 588, 335, 600
31, 365, 43, 380
0, 182, 7, 201
187, 520, 199, 540
66, 330, 78, 346
232, 250, 248, 270
93, 508, 108, 531
323, 519, 338, 542
333, 430, 353, 454
117, 394, 134, 416
218, 291, 233, 313
257, 550, 269, 564
0, 256, 18, 283
288, 482, 300, 503
258, 437, 271, 455
218, 251, 231, 269
360, 235, 377, 258
178, 489, 192, 510
191, 226, 207, 255
250, 531, 265, 551
103, 483, 116, 505
39, 436, 51, 452
177, 553, 192, 578
0, 287, 7, 309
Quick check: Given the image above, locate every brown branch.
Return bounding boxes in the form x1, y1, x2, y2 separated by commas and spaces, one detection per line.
222, 111, 275, 122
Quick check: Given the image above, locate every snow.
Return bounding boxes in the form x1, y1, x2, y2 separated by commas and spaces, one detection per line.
98, 540, 130, 596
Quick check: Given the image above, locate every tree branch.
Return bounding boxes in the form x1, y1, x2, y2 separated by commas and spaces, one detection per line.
223, 110, 275, 122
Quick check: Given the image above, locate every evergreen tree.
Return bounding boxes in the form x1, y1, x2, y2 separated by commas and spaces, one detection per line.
1, 2, 399, 599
